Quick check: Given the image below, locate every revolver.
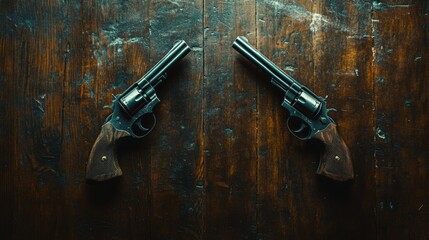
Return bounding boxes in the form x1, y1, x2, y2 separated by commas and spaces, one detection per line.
86, 40, 191, 181
232, 36, 353, 181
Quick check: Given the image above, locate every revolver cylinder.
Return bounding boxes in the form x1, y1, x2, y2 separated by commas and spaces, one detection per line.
293, 90, 322, 119
119, 80, 157, 115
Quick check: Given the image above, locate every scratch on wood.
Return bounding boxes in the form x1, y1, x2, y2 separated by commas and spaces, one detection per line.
168, 0, 182, 7
372, 2, 413, 11
108, 37, 145, 47
34, 94, 47, 113
191, 47, 203, 52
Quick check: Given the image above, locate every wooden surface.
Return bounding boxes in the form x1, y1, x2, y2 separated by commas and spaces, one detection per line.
0, 0, 428, 239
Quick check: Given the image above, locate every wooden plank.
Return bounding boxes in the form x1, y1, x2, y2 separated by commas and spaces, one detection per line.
256, 0, 376, 238
60, 1, 152, 239
0, 3, 18, 237
372, 1, 429, 239
0, 4, 17, 236
203, 1, 258, 239
147, 1, 205, 239
0, 0, 69, 238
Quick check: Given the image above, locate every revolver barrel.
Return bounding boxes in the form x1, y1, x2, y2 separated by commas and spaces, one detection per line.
232, 36, 322, 118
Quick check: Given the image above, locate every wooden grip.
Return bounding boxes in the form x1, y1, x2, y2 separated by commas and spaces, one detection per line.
313, 123, 354, 181
86, 122, 130, 181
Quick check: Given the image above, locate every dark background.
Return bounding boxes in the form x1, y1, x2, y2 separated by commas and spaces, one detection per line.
1, 0, 428, 239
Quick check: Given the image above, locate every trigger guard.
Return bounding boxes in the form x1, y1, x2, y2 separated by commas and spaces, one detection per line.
132, 113, 157, 138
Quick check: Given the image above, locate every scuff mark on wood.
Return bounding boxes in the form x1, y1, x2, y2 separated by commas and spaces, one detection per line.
264, 0, 356, 34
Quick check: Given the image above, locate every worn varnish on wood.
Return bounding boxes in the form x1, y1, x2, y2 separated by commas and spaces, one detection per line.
0, 0, 428, 239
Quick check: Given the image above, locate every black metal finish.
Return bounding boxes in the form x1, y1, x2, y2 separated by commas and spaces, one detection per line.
107, 40, 191, 138
232, 36, 334, 140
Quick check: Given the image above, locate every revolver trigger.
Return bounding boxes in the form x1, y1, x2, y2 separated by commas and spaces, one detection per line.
287, 116, 311, 140
131, 113, 157, 138
136, 120, 150, 132
293, 122, 307, 133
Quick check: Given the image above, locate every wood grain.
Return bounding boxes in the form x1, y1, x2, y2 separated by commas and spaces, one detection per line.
0, 0, 428, 239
